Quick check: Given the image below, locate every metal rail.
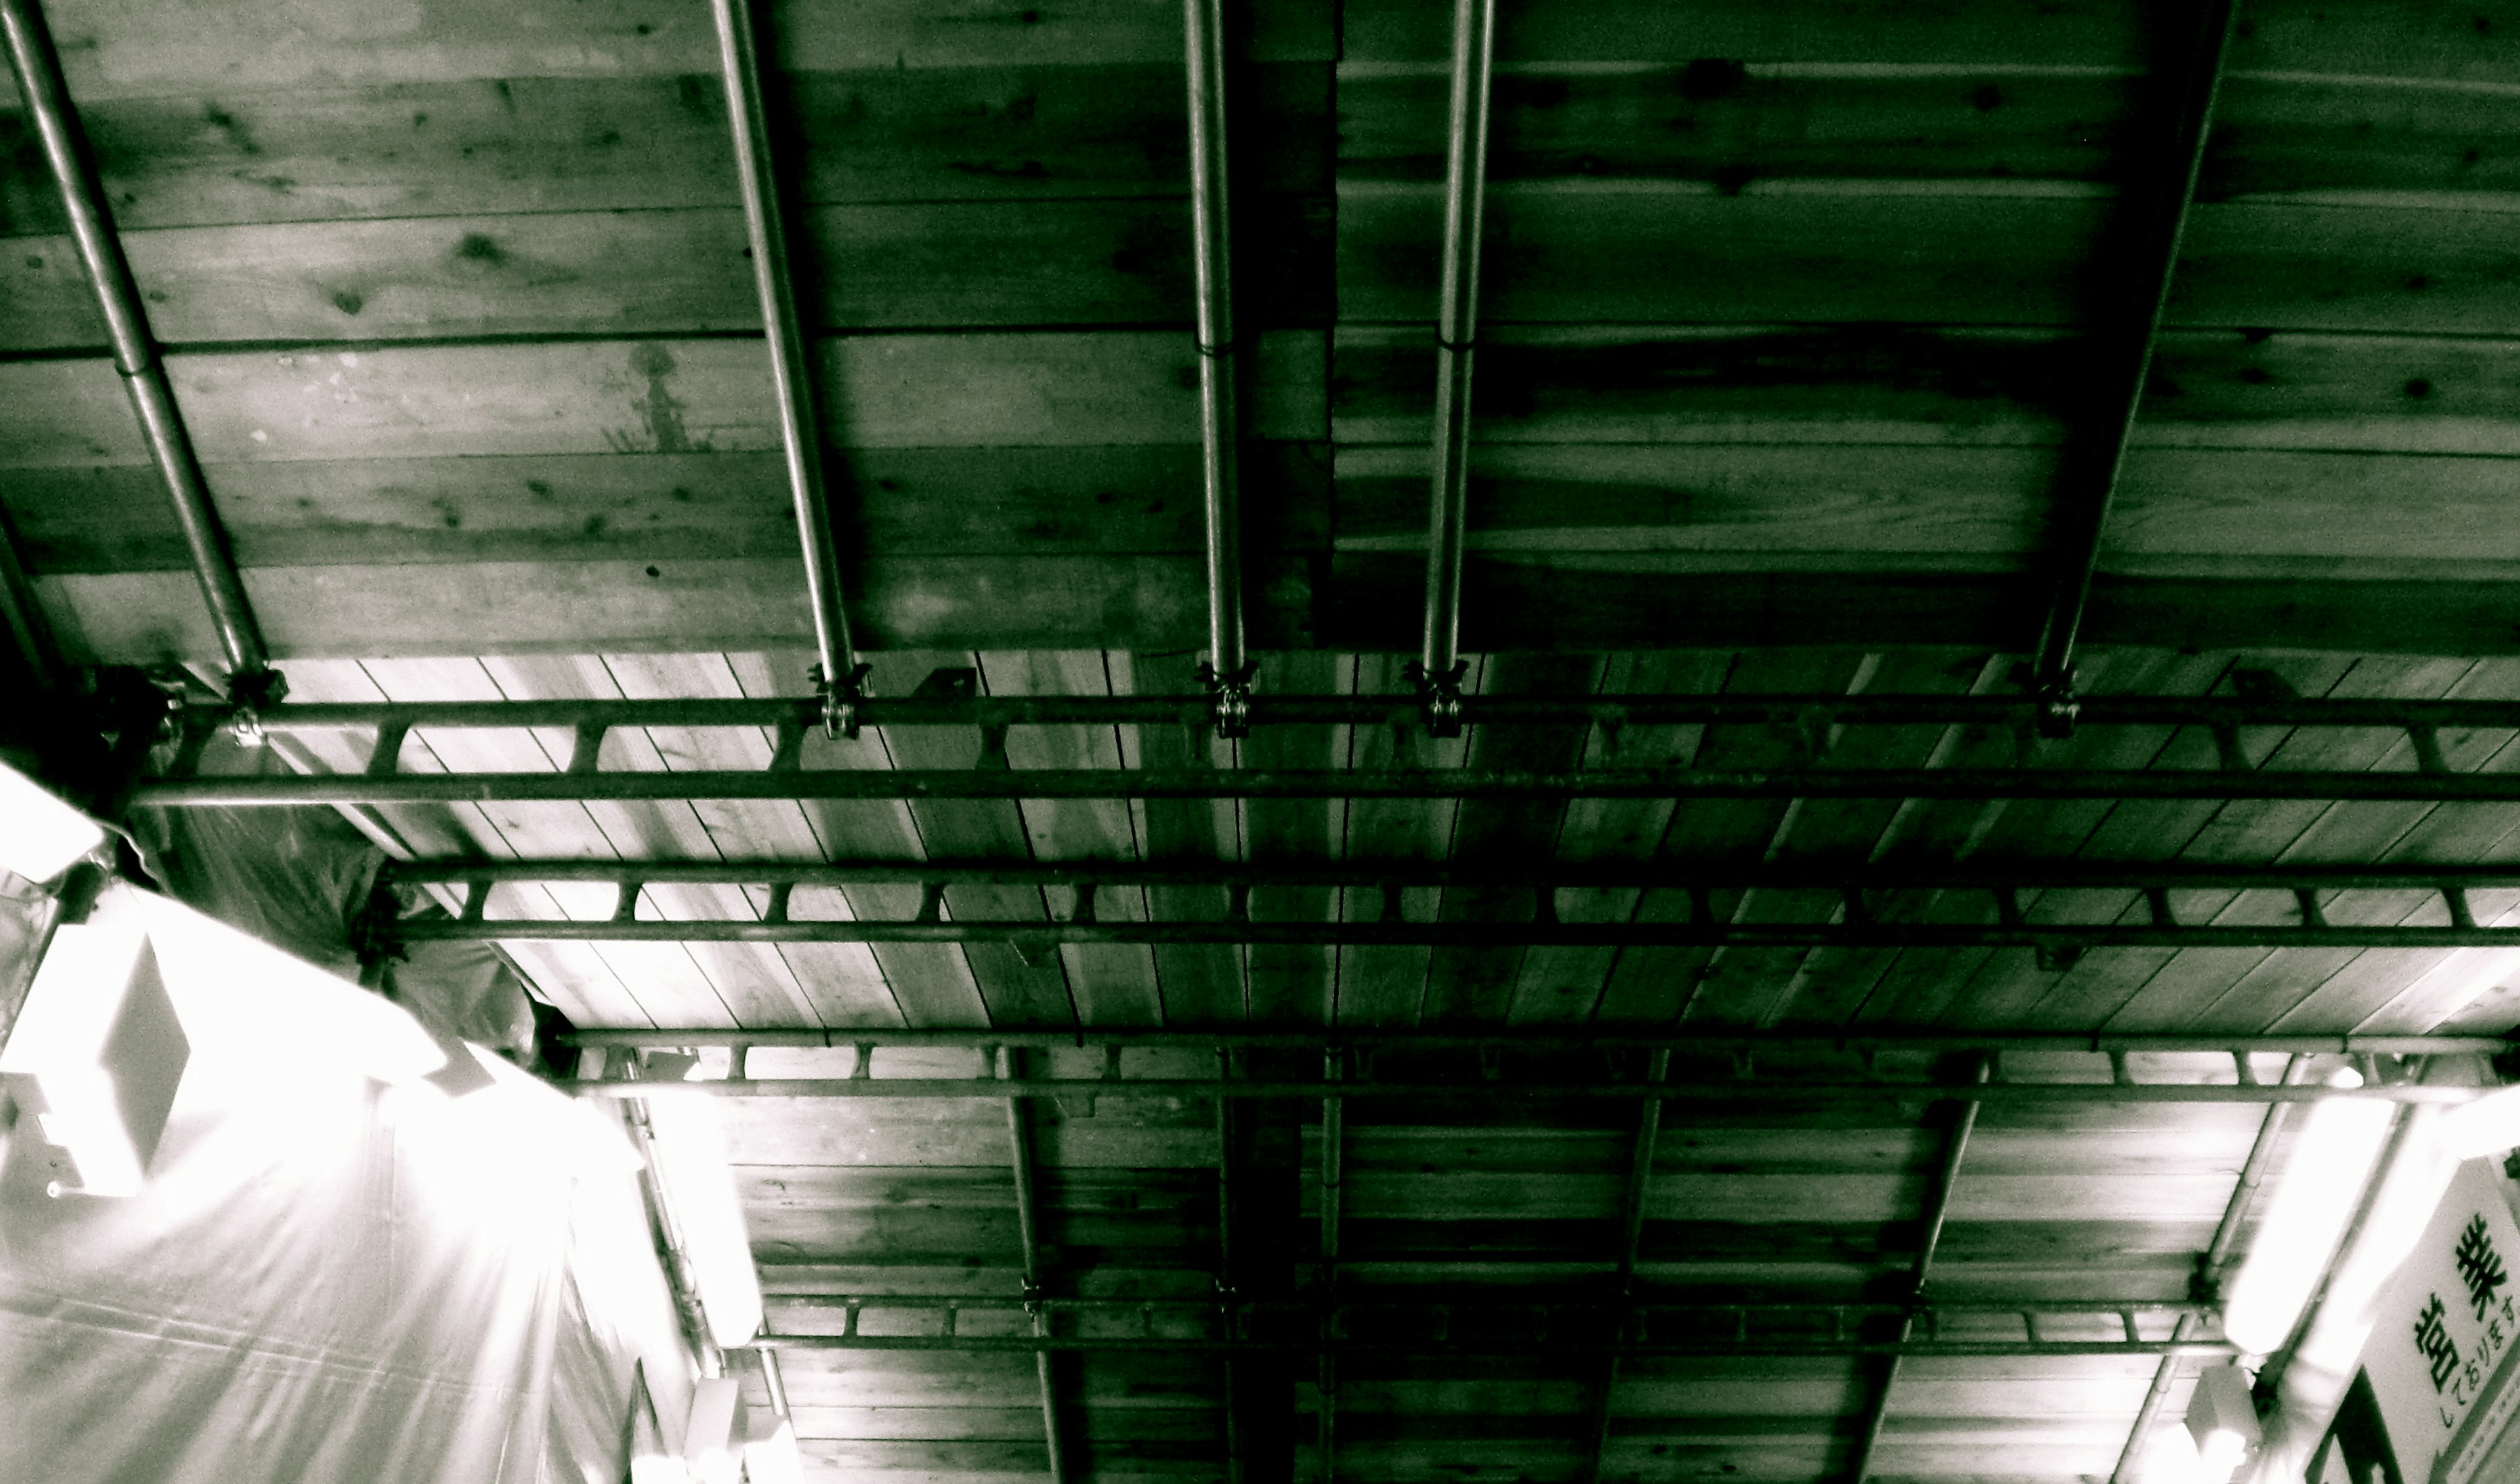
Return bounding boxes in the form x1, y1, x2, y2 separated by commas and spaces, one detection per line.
583, 1077, 2483, 1107
1578, 1051, 1669, 1484
2106, 1058, 2299, 1484
1, 0, 280, 717
2027, 0, 2238, 734
1318, 1051, 1343, 1484
127, 766, 2520, 807
1412, 0, 1502, 736
709, 0, 866, 738
162, 690, 2520, 734
759, 1332, 2238, 1360
1213, 1053, 1246, 1484
1182, 0, 1252, 736
387, 857, 2520, 953
569, 1028, 2500, 1059
1003, 1052, 1070, 1484
1848, 1061, 1984, 1483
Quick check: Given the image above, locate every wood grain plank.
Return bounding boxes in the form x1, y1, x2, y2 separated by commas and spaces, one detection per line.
41, 0, 1332, 101
0, 66, 1330, 232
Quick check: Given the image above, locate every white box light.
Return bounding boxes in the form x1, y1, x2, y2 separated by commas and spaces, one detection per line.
0, 920, 190, 1197
0, 757, 104, 885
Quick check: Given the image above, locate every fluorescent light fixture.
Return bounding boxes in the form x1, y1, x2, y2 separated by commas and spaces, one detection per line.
2185, 1362, 2260, 1484
0, 757, 104, 885
742, 1418, 805, 1484
2221, 1067, 2397, 1355
2435, 1082, 2520, 1162
682, 1375, 742, 1484
642, 1092, 765, 1348
0, 915, 189, 1197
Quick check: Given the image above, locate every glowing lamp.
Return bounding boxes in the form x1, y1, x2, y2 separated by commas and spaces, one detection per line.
2221, 1066, 2396, 1354
643, 1091, 765, 1348
683, 1375, 743, 1484
0, 757, 104, 885
743, 1417, 805, 1484
2184, 1362, 2260, 1483
0, 919, 189, 1197
2435, 1082, 2520, 1162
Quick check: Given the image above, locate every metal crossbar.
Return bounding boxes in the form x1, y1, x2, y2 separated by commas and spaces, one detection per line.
385, 859, 2520, 954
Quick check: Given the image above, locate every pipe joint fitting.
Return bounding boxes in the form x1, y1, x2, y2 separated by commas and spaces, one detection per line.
814, 662, 873, 741
1200, 661, 1258, 741
1406, 660, 1469, 740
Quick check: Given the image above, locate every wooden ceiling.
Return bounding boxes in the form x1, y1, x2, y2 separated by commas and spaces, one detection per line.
13, 1, 2520, 1483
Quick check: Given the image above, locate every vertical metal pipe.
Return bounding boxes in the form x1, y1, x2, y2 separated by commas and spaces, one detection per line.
1318, 1050, 1343, 1484
709, 0, 864, 732
2027, 0, 2238, 732
1415, 0, 1500, 728
757, 1342, 793, 1420
1005, 1055, 1070, 1484
1, 0, 276, 704
1580, 1051, 1671, 1484
1183, 0, 1251, 732
1215, 1054, 1246, 1484
1847, 1070, 1984, 1483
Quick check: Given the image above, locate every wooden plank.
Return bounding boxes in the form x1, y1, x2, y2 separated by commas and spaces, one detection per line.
1419, 653, 1601, 1024
984, 649, 1165, 1027
1, 198, 1330, 350
39, 0, 1333, 101
0, 333, 1326, 467
35, 554, 1318, 661
1330, 653, 1469, 1027
1125, 650, 1246, 1027
0, 66, 1330, 232
1238, 650, 1344, 1023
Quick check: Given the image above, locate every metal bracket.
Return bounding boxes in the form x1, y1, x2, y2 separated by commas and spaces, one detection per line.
2033, 666, 2080, 741
811, 662, 873, 740
1404, 660, 1469, 740
225, 665, 288, 748
1198, 661, 1258, 741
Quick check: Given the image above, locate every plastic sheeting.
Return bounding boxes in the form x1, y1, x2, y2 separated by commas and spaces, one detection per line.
0, 887, 692, 1484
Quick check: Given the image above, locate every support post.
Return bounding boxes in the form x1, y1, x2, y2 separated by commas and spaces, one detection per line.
1578, 1050, 1670, 1484
1183, 0, 1253, 737
2106, 1058, 2301, 1484
709, 0, 868, 738
1847, 1062, 1986, 1482
1, 0, 280, 723
1318, 1049, 1343, 1484
1005, 1052, 1071, 1484
2027, 0, 2238, 735
1410, 0, 1501, 737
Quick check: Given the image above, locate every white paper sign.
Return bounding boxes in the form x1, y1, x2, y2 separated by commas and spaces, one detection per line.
2365, 1162, 2520, 1483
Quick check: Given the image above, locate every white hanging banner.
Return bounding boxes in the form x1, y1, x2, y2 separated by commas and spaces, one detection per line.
2361, 1161, 2520, 1483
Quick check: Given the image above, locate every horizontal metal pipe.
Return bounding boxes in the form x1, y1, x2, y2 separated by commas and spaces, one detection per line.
761, 1332, 2240, 1359
584, 1078, 2485, 1106
402, 919, 2520, 950
565, 1028, 2498, 1057
388, 857, 2520, 895
125, 767, 2520, 806
767, 1294, 2212, 1320
167, 692, 2520, 735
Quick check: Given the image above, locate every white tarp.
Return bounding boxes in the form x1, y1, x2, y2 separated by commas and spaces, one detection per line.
0, 887, 690, 1484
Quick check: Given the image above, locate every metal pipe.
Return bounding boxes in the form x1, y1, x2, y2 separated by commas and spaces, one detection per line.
1318, 1051, 1343, 1484
1003, 1054, 1070, 1484
129, 765, 2520, 807
578, 1077, 2483, 1107
566, 1027, 2498, 1059
1579, 1051, 1670, 1484
1182, 0, 1251, 733
2105, 1059, 2301, 1484
759, 1332, 2241, 1360
1, 0, 276, 706
709, 0, 863, 736
171, 691, 2520, 736
392, 917, 2520, 952
1215, 1053, 1245, 1484
2028, 0, 2239, 732
1414, 0, 1501, 732
1847, 1065, 1985, 1483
